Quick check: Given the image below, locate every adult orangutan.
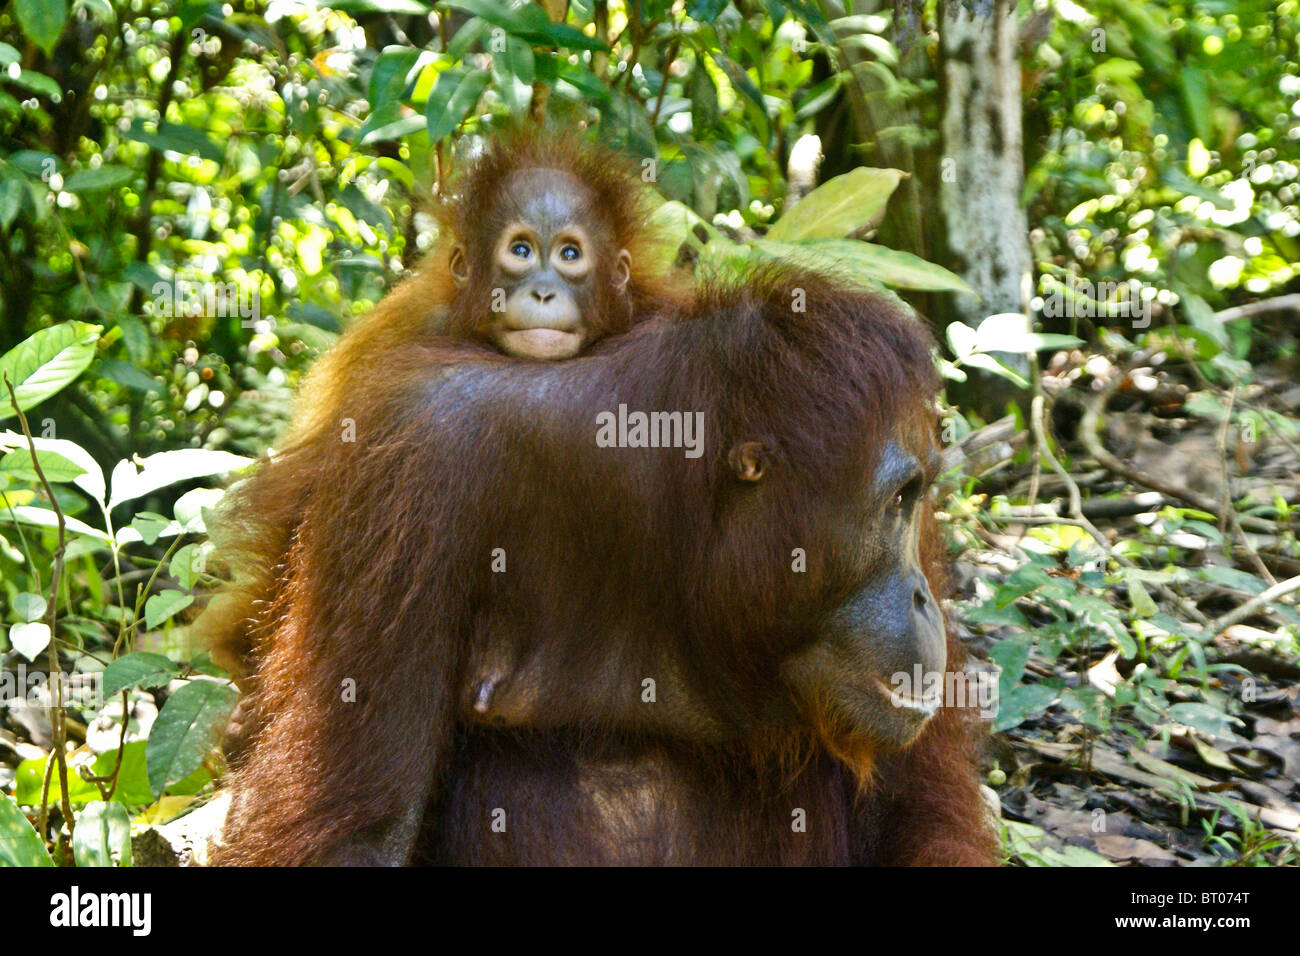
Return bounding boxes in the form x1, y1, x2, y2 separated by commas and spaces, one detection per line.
200, 125, 686, 756
209, 264, 996, 866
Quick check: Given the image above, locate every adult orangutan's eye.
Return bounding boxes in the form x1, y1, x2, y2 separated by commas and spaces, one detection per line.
891, 475, 923, 512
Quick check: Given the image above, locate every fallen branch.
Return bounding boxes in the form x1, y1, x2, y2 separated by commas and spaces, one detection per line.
1207, 574, 1300, 637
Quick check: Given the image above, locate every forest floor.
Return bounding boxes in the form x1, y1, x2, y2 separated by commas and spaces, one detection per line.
949, 345, 1300, 866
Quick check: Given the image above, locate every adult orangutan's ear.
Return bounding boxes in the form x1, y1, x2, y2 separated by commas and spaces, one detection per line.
449, 244, 469, 287
728, 441, 768, 482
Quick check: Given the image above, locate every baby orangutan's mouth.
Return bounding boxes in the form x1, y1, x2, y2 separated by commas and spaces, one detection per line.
497, 327, 584, 360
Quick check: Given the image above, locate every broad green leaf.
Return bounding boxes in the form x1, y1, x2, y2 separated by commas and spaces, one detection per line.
425, 67, 490, 143
330, 0, 430, 11
131, 511, 169, 545
0, 179, 24, 230
9, 621, 50, 661
0, 431, 104, 502
369, 46, 421, 111
992, 681, 1061, 733
62, 166, 134, 192
146, 680, 239, 796
961, 351, 1029, 388
1166, 703, 1243, 738
14, 756, 99, 806
491, 36, 535, 115
102, 652, 181, 697
13, 592, 46, 622
690, 63, 719, 132
144, 590, 194, 630
767, 167, 905, 242
755, 239, 974, 294
0, 322, 102, 420
443, 0, 606, 51
995, 564, 1052, 608
95, 359, 164, 394
946, 321, 977, 360
106, 448, 252, 510
972, 313, 1084, 354
124, 119, 224, 165
357, 105, 426, 145
72, 802, 132, 867
989, 634, 1033, 689
2, 504, 110, 541
170, 543, 207, 589
6, 68, 60, 99
0, 448, 85, 483
15, 0, 67, 56
0, 794, 54, 867
1124, 569, 1158, 618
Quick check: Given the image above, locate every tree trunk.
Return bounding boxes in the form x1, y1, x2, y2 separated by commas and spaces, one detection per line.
939, 0, 1032, 327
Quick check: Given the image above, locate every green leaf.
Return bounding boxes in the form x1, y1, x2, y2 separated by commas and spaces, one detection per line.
1166, 703, 1243, 738
443, 0, 606, 51
146, 679, 238, 796
9, 621, 50, 661
945, 321, 977, 360
124, 119, 224, 165
330, 0, 431, 11
992, 681, 1062, 733
989, 634, 1032, 688
130, 511, 170, 545
690, 63, 719, 133
102, 652, 181, 697
0, 179, 24, 230
357, 106, 426, 145
961, 351, 1029, 388
0, 432, 105, 503
0, 322, 102, 420
491, 35, 535, 115
369, 46, 421, 111
0, 447, 86, 483
754, 239, 975, 294
169, 542, 208, 589
0, 794, 54, 867
6, 67, 60, 99
72, 802, 132, 867
767, 167, 905, 242
95, 359, 163, 394
75, 741, 209, 806
971, 313, 1084, 354
995, 564, 1052, 607
106, 448, 251, 510
144, 590, 194, 630
425, 67, 490, 143
15, 0, 68, 56
62, 166, 134, 193
13, 592, 46, 622
1124, 569, 1158, 618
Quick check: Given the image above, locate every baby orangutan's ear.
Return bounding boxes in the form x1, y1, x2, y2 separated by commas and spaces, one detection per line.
449, 244, 469, 287
612, 249, 631, 293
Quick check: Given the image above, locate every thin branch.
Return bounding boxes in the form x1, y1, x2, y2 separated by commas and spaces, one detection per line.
1213, 294, 1300, 324
1031, 394, 1210, 626
1207, 574, 1300, 637
4, 374, 74, 850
